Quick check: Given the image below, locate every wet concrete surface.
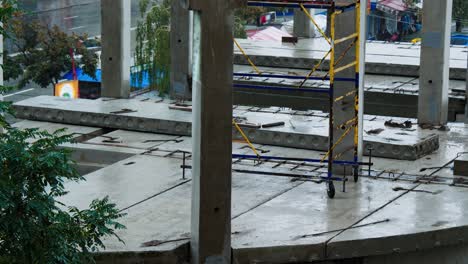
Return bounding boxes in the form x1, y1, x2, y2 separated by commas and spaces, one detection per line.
12, 119, 103, 142
234, 38, 468, 69
10, 115, 468, 263
234, 39, 468, 80
327, 183, 468, 259
12, 95, 441, 160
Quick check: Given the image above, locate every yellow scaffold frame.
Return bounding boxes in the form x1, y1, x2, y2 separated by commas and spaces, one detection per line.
323, 1, 361, 198
233, 0, 363, 198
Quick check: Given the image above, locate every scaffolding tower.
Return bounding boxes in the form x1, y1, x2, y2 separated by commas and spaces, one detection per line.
232, 0, 366, 198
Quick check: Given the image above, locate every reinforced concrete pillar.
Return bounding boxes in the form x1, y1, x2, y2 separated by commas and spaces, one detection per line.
357, 0, 367, 161
465, 51, 468, 124
418, 0, 453, 126
101, 0, 131, 98
330, 0, 359, 174
189, 0, 244, 263
294, 9, 315, 38
170, 1, 192, 100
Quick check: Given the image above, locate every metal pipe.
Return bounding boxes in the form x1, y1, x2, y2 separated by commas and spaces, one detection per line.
234, 72, 357, 82
247, 2, 332, 9
232, 153, 373, 166
180, 165, 344, 182
246, 1, 356, 11
233, 83, 330, 93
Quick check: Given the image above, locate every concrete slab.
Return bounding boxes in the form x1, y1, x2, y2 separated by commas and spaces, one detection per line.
60, 140, 260, 212
230, 177, 416, 263
13, 96, 192, 134
232, 65, 466, 121
92, 172, 303, 253
12, 120, 103, 142
60, 155, 189, 211
85, 129, 182, 150
370, 122, 468, 178
327, 184, 468, 259
90, 173, 468, 263
234, 39, 467, 80
153, 136, 264, 156
454, 154, 468, 176
63, 142, 143, 165
39, 121, 468, 263
234, 112, 439, 160
13, 96, 440, 160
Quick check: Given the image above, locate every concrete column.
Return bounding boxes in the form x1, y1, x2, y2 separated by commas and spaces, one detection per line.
293, 9, 315, 38
189, 0, 244, 263
330, 0, 358, 175
418, 0, 453, 126
357, 0, 367, 160
170, 1, 192, 100
465, 51, 468, 124
101, 0, 131, 98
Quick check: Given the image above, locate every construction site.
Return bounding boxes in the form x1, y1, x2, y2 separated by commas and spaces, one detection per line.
2, 0, 468, 263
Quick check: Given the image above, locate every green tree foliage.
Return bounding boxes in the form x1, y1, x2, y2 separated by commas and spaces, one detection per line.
0, 128, 126, 264
0, 3, 126, 263
234, 7, 287, 38
453, 0, 468, 32
0, 0, 20, 127
236, 6, 268, 25
234, 7, 269, 38
5, 19, 98, 88
135, 0, 170, 95
234, 15, 248, 39
0, 0, 18, 36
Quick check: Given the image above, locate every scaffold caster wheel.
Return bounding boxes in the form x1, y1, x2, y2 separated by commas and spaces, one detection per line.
327, 182, 336, 198
354, 167, 359, 183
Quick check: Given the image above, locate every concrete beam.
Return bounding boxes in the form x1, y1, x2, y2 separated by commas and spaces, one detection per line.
170, 1, 192, 100
418, 0, 453, 126
101, 0, 131, 98
189, 0, 243, 263
293, 9, 315, 38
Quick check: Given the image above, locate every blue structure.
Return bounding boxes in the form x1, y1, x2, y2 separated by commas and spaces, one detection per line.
62, 67, 150, 89
451, 34, 468, 46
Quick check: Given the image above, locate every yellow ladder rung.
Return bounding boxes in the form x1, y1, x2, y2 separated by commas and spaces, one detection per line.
334, 61, 357, 74
335, 33, 358, 45
335, 117, 357, 130
334, 90, 357, 102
